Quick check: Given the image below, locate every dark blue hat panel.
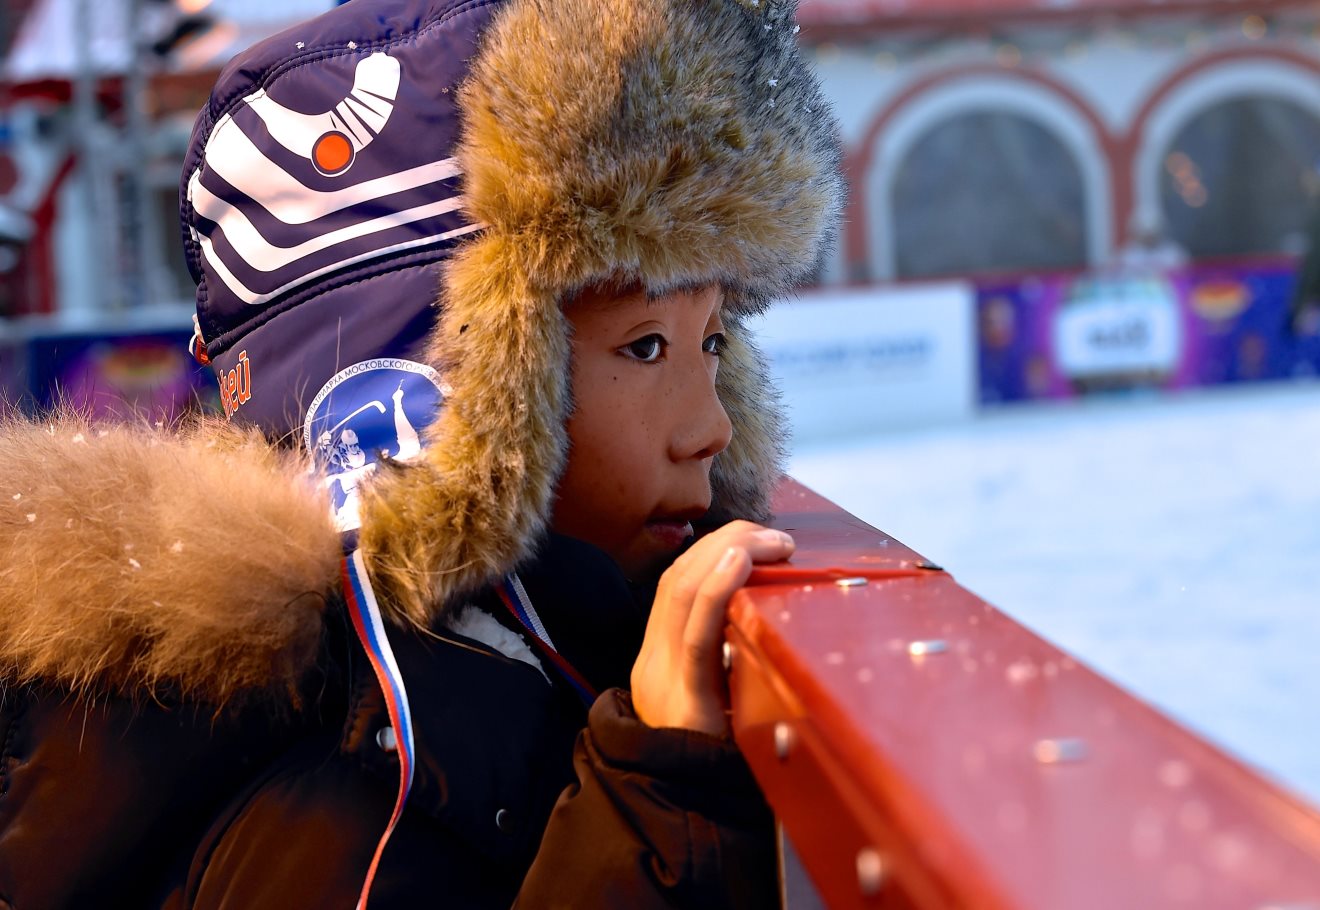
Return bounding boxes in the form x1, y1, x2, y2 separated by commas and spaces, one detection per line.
185, 0, 502, 357
207, 265, 444, 460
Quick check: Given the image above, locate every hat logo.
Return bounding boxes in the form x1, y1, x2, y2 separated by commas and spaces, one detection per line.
188, 48, 482, 307
312, 130, 355, 176
248, 51, 400, 177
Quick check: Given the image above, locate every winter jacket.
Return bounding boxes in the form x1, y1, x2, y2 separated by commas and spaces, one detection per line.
0, 528, 775, 908
0, 0, 842, 905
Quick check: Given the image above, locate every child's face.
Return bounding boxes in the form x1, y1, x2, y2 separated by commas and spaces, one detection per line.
552, 282, 732, 580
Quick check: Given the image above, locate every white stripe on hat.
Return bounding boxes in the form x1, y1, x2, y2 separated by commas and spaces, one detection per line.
191, 172, 466, 272
197, 220, 484, 306
248, 52, 400, 159
200, 118, 462, 225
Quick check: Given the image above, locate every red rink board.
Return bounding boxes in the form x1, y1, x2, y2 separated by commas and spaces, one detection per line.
728, 479, 1320, 909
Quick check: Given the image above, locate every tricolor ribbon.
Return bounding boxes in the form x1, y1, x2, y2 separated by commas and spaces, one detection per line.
342, 549, 416, 910
496, 573, 599, 708
341, 556, 596, 909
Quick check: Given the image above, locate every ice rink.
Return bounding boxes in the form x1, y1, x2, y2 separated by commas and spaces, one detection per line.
789, 380, 1320, 806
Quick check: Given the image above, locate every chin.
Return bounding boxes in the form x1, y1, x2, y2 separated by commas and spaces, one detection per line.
619, 539, 688, 584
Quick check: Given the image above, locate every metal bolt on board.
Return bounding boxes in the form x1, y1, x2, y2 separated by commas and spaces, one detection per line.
1033, 737, 1088, 764
774, 722, 794, 760
856, 847, 887, 896
908, 640, 948, 657
836, 577, 868, 588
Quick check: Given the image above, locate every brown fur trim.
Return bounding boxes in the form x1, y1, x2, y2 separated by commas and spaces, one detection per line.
709, 315, 789, 524
459, 0, 843, 310
359, 234, 572, 628
358, 0, 841, 616
0, 416, 341, 708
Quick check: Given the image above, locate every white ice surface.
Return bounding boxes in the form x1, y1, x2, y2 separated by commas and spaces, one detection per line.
789, 380, 1320, 806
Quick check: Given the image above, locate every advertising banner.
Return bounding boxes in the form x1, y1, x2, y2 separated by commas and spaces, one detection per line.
977, 261, 1316, 404
749, 283, 977, 441
0, 333, 24, 409
0, 323, 219, 420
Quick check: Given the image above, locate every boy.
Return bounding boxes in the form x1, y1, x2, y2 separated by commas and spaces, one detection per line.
0, 0, 843, 906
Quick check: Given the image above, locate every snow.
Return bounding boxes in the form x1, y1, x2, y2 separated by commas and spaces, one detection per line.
789, 379, 1320, 806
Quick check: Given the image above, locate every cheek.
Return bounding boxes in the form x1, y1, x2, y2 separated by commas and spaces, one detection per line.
569, 371, 656, 489
552, 399, 656, 564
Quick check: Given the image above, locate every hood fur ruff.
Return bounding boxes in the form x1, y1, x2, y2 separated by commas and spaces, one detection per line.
0, 0, 842, 708
0, 417, 341, 707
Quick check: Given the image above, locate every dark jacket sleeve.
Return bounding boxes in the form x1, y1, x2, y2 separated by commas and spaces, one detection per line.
515, 688, 778, 910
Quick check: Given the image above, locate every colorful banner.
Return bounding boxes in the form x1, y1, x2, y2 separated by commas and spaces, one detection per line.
0, 327, 219, 420
977, 260, 1319, 404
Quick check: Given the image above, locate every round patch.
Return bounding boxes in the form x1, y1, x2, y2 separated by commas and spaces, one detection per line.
304, 358, 451, 531
312, 130, 355, 176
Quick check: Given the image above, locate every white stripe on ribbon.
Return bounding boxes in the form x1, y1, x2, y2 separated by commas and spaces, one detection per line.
349, 551, 416, 775
508, 573, 557, 651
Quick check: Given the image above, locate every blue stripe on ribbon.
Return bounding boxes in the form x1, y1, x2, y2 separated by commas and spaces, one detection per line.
342, 550, 416, 910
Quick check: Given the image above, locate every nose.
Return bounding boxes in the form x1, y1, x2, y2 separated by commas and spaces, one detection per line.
670, 366, 733, 463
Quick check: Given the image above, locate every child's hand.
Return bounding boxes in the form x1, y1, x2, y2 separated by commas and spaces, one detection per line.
630, 521, 795, 735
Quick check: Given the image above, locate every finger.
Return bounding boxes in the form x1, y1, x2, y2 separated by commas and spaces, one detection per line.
660, 521, 763, 600
649, 534, 733, 645
646, 565, 691, 649
737, 527, 796, 563
667, 519, 761, 575
689, 522, 790, 571
681, 546, 752, 687
649, 524, 793, 645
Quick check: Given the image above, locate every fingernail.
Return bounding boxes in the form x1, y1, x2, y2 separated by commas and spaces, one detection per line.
755, 529, 793, 546
717, 547, 740, 572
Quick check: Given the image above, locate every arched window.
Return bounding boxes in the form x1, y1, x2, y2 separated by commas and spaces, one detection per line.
891, 110, 1087, 279
1161, 96, 1320, 259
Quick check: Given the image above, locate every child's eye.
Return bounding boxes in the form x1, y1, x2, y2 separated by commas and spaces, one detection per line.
703, 332, 727, 355
622, 334, 667, 363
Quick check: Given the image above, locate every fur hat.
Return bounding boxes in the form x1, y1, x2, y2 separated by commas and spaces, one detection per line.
194, 0, 843, 626
0, 0, 841, 707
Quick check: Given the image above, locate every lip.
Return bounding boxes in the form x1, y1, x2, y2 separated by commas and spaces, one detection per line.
644, 519, 695, 550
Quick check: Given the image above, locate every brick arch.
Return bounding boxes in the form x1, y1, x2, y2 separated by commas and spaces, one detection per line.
844, 64, 1119, 282
1118, 45, 1320, 239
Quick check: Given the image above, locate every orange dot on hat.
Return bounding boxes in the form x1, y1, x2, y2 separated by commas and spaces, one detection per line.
313, 132, 353, 174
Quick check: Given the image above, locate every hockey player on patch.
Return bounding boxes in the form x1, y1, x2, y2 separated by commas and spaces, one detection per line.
316, 380, 425, 530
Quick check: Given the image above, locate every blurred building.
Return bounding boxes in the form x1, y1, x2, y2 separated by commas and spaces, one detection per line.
0, 0, 333, 318
796, 0, 1320, 284
0, 0, 333, 418
0, 0, 1317, 417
